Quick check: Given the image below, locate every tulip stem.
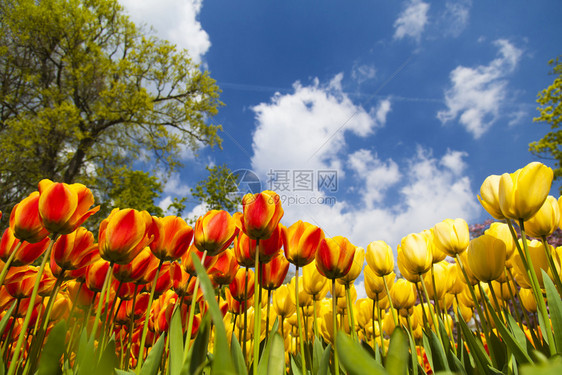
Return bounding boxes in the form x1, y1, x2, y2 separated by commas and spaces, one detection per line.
295, 265, 307, 375
184, 251, 207, 363
313, 297, 319, 338
382, 276, 398, 326
418, 274, 444, 346
518, 220, 557, 355
345, 284, 357, 341
253, 240, 262, 375
487, 281, 504, 323
265, 288, 271, 343
430, 266, 443, 319
332, 279, 340, 375
371, 299, 376, 350
125, 283, 140, 370
376, 297, 385, 357
7, 234, 57, 375
137, 259, 164, 372
0, 241, 22, 287
243, 266, 249, 365
541, 236, 562, 295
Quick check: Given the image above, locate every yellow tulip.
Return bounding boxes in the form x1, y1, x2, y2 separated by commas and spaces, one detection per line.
337, 246, 364, 285
424, 261, 452, 301
364, 265, 394, 299
466, 234, 506, 283
478, 174, 505, 220
400, 232, 433, 275
397, 246, 421, 283
485, 222, 516, 261
366, 240, 394, 277
302, 261, 329, 300
498, 162, 553, 221
513, 239, 551, 288
425, 229, 447, 263
525, 195, 560, 238
272, 284, 296, 318
432, 218, 470, 256
389, 278, 416, 311
519, 288, 537, 313
288, 276, 313, 307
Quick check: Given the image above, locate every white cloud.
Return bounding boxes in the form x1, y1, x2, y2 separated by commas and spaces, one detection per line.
120, 0, 210, 64
437, 39, 523, 138
440, 0, 471, 37
393, 0, 430, 42
250, 77, 480, 251
352, 64, 376, 84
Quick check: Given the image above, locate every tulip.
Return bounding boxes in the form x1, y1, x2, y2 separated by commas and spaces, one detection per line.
193, 210, 238, 256
284, 220, 325, 267
364, 266, 394, 299
259, 252, 289, 290
425, 229, 447, 263
397, 247, 420, 283
113, 247, 160, 284
99, 208, 156, 265
525, 195, 560, 238
390, 279, 416, 312
4, 266, 38, 299
478, 175, 505, 220
9, 192, 49, 243
181, 244, 217, 277
225, 288, 253, 315
337, 246, 364, 286
366, 240, 394, 277
302, 261, 329, 299
229, 268, 255, 302
400, 232, 433, 276
234, 231, 256, 268
315, 236, 356, 280
485, 222, 516, 261
86, 258, 111, 293
150, 216, 193, 261
37, 179, 100, 235
498, 162, 553, 221
519, 288, 537, 313
208, 248, 240, 286
513, 239, 550, 288
0, 227, 49, 267
241, 190, 284, 240
432, 218, 470, 257
288, 276, 313, 308
424, 261, 452, 301
50, 227, 99, 276
466, 234, 506, 283
257, 223, 284, 263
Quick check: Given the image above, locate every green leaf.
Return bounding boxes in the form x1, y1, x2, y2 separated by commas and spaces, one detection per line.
543, 269, 562, 354
189, 314, 211, 375
38, 321, 67, 375
267, 333, 285, 375
404, 327, 418, 375
487, 330, 507, 369
75, 330, 96, 375
422, 333, 434, 373
313, 337, 323, 375
168, 307, 184, 375
97, 337, 117, 375
426, 329, 450, 372
458, 310, 491, 372
291, 354, 303, 375
230, 333, 248, 375
318, 344, 332, 375
114, 371, 135, 375
0, 301, 16, 339
191, 252, 236, 375
385, 329, 409, 375
258, 318, 281, 375
336, 331, 387, 375
483, 297, 533, 365
139, 333, 165, 375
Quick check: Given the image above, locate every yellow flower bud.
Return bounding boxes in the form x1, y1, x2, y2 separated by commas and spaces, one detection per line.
424, 261, 452, 301
485, 222, 516, 261
400, 232, 433, 275
288, 276, 313, 307
364, 265, 394, 299
366, 240, 394, 277
525, 195, 560, 238
272, 284, 296, 318
397, 246, 421, 283
513, 239, 551, 288
498, 162, 553, 221
478, 175, 505, 220
433, 218, 470, 256
389, 278, 416, 311
466, 234, 506, 283
302, 261, 329, 300
519, 288, 537, 313
425, 229, 447, 263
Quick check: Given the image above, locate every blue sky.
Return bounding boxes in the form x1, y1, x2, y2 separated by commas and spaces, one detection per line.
120, 0, 562, 253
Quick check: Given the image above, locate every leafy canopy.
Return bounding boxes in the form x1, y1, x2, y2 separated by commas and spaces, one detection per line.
530, 56, 562, 191
0, 0, 222, 220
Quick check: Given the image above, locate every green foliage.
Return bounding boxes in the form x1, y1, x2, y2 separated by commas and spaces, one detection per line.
191, 164, 240, 212
530, 56, 562, 190
0, 0, 222, 219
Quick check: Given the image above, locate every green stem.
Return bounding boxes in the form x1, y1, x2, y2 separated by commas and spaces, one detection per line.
125, 283, 140, 370
313, 296, 319, 338
7, 234, 57, 375
376, 297, 386, 357
382, 275, 398, 326
253, 240, 261, 375
332, 279, 339, 375
295, 265, 307, 375
519, 219, 557, 355
184, 251, 207, 363
345, 284, 357, 340
541, 235, 562, 295
137, 259, 164, 371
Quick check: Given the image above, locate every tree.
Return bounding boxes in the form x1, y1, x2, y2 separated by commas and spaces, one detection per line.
191, 164, 240, 213
0, 0, 222, 221
530, 56, 562, 191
